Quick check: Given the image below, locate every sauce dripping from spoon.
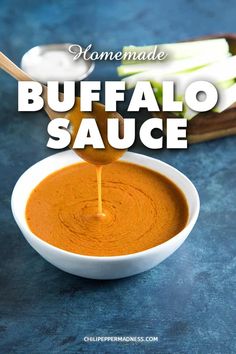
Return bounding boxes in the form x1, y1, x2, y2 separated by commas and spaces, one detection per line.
66, 97, 125, 216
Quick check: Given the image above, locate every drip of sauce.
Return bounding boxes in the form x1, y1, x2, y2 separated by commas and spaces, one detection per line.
26, 161, 189, 257
65, 97, 125, 219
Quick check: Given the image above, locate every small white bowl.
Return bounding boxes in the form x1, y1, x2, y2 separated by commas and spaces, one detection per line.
21, 43, 95, 83
11, 151, 200, 280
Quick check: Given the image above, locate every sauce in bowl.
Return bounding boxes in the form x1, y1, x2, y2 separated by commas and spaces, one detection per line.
25, 161, 188, 256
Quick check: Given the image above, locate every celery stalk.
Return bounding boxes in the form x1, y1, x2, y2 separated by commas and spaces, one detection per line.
174, 55, 236, 98
218, 79, 235, 89
122, 38, 229, 64
118, 52, 229, 77
184, 55, 236, 83
121, 53, 230, 89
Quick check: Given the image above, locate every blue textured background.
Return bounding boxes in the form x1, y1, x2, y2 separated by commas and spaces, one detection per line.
0, 0, 235, 353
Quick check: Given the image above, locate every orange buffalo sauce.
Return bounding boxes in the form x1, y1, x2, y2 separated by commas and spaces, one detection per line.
25, 161, 188, 256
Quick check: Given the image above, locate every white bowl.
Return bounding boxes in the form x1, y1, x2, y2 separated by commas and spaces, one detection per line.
11, 151, 200, 280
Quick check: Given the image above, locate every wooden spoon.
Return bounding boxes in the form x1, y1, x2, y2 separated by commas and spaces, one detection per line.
0, 51, 125, 165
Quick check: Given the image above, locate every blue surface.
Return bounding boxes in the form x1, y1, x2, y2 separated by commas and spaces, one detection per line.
0, 0, 236, 353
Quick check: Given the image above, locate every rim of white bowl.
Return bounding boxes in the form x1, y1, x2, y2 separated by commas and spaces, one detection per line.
11, 151, 200, 261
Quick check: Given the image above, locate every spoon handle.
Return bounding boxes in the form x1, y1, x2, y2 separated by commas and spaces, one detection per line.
0, 51, 33, 81
0, 51, 63, 119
